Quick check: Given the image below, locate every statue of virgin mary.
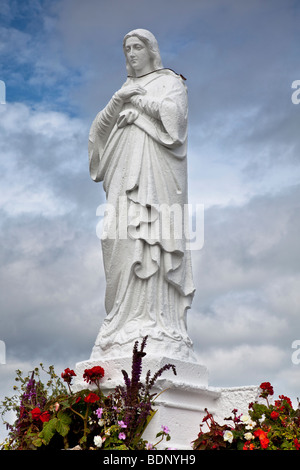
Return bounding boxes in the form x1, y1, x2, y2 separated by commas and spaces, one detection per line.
88, 29, 196, 361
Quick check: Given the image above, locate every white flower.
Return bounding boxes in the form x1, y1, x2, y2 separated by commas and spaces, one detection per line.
223, 430, 234, 443
98, 419, 105, 427
259, 414, 266, 423
241, 414, 256, 429
240, 414, 251, 424
244, 432, 254, 441
245, 419, 256, 430
93, 435, 103, 448
245, 421, 256, 430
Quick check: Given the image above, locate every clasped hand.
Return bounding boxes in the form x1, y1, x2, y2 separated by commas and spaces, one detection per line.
117, 108, 139, 128
117, 84, 146, 102
116, 84, 146, 128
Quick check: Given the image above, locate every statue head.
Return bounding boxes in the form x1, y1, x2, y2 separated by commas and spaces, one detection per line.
123, 29, 163, 76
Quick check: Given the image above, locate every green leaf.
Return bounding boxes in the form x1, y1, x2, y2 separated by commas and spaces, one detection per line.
129, 409, 157, 449
237, 440, 245, 450
57, 410, 72, 424
113, 444, 129, 450
79, 434, 88, 445
39, 418, 58, 445
32, 438, 43, 448
56, 420, 69, 437
55, 411, 71, 437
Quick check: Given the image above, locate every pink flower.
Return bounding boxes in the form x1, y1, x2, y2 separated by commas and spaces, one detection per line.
95, 407, 103, 418
161, 425, 170, 434
146, 443, 154, 450
118, 420, 127, 428
118, 432, 126, 440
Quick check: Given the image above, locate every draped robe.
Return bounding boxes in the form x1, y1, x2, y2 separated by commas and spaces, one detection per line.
88, 69, 196, 360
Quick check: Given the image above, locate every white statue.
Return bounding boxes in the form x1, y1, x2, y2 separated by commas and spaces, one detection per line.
88, 29, 196, 361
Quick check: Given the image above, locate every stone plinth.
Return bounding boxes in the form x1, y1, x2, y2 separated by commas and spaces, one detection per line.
74, 355, 209, 391
143, 381, 259, 449
140, 375, 221, 449
74, 354, 259, 450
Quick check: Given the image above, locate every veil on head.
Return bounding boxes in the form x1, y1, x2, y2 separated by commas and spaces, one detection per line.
123, 29, 163, 76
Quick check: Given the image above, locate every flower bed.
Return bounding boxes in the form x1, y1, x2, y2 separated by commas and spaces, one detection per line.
0, 336, 174, 450
1, 337, 299, 451
192, 381, 300, 450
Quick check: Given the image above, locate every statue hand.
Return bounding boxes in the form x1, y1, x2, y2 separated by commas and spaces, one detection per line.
116, 85, 146, 102
117, 109, 139, 128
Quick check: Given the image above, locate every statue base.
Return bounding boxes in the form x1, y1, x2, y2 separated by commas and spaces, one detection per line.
74, 354, 259, 450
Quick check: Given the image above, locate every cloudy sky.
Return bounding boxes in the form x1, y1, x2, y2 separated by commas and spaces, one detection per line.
1, 0, 300, 441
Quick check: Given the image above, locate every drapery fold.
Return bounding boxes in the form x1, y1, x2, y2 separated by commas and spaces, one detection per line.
88, 69, 195, 360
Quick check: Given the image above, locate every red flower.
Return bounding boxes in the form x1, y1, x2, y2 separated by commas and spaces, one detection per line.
83, 366, 105, 385
202, 411, 213, 423
254, 429, 269, 449
278, 395, 293, 408
19, 406, 26, 420
30, 407, 51, 423
274, 401, 285, 412
84, 392, 100, 403
259, 382, 274, 398
40, 411, 51, 423
30, 407, 41, 420
294, 438, 300, 450
270, 411, 279, 420
61, 368, 76, 384
243, 441, 255, 450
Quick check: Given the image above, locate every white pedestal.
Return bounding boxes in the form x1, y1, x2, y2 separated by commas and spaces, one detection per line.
74, 354, 259, 450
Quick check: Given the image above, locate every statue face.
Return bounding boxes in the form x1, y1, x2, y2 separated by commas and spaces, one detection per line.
124, 36, 153, 76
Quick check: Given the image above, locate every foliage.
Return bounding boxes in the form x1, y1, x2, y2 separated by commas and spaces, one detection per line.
192, 381, 300, 450
0, 336, 175, 450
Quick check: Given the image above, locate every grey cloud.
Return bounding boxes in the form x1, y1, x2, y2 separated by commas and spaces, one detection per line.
198, 343, 288, 388
0, 210, 105, 361
188, 184, 300, 397
52, 0, 299, 117
192, 184, 300, 307
0, 102, 106, 365
0, 103, 100, 218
